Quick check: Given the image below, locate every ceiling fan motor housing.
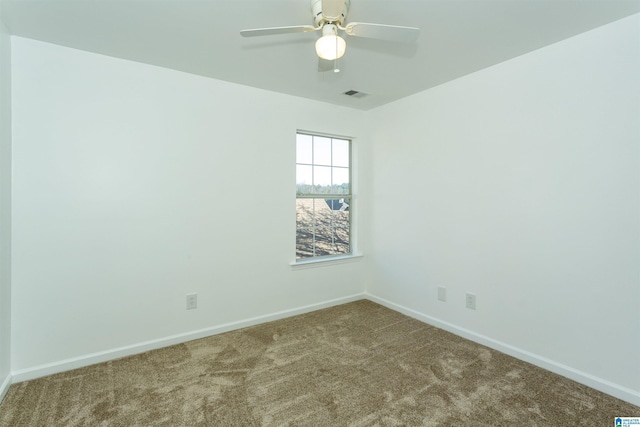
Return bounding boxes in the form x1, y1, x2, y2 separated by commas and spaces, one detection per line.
312, 0, 350, 27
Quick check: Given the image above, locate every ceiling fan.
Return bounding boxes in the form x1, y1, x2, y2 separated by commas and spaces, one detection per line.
240, 0, 420, 71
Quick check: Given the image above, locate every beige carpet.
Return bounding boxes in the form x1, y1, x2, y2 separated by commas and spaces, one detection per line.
1, 300, 638, 426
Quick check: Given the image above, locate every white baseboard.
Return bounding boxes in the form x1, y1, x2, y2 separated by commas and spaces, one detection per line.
11, 293, 366, 384
365, 292, 640, 407
0, 373, 11, 404
10, 291, 639, 407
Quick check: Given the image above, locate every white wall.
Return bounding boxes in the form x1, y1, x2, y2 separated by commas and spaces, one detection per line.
7, 12, 639, 406
10, 37, 369, 376
366, 14, 639, 404
0, 13, 12, 401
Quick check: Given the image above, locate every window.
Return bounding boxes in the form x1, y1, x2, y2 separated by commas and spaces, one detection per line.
296, 132, 351, 260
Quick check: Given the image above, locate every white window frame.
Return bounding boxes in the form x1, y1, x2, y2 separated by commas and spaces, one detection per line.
292, 131, 361, 268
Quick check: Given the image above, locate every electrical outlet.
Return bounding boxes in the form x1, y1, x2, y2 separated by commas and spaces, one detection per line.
466, 293, 476, 310
186, 293, 197, 310
437, 286, 446, 302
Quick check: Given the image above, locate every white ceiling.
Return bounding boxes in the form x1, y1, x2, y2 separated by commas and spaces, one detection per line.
2, 0, 639, 110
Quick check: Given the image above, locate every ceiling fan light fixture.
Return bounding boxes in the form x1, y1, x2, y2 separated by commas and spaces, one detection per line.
315, 24, 346, 60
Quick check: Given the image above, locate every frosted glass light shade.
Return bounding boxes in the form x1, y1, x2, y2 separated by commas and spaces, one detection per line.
315, 34, 346, 60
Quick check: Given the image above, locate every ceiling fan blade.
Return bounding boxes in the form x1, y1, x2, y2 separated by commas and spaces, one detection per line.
322, 0, 345, 21
240, 25, 317, 37
343, 22, 420, 43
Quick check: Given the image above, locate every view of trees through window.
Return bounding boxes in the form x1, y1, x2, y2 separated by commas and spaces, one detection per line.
296, 133, 351, 259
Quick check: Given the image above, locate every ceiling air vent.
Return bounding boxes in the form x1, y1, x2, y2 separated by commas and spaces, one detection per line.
343, 90, 368, 99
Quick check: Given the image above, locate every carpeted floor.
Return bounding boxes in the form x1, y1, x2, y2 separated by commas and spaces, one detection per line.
0, 300, 638, 426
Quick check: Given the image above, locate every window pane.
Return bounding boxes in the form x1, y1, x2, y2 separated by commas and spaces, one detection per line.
313, 137, 332, 166
296, 134, 313, 164
333, 201, 350, 227
296, 199, 314, 229
314, 198, 333, 228
324, 198, 341, 211
296, 165, 313, 194
313, 166, 331, 193
314, 227, 334, 257
296, 165, 312, 185
333, 228, 350, 254
296, 229, 315, 259
332, 167, 349, 194
332, 139, 349, 167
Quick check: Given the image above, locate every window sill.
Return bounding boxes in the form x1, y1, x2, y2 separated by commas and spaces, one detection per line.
290, 254, 363, 270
